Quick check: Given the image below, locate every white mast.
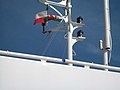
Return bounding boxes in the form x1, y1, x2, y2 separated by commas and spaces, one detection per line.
67, 0, 73, 65
103, 0, 111, 66
38, 0, 85, 65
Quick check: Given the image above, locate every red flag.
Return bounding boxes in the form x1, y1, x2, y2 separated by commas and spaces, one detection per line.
34, 11, 47, 25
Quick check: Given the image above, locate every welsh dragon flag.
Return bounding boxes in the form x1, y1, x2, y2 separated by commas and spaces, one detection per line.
34, 11, 63, 25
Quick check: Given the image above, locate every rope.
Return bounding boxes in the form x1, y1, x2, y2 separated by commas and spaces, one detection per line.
62, 40, 67, 59
42, 32, 57, 56
41, 8, 65, 56
45, 24, 67, 32
72, 49, 76, 56
41, 30, 52, 42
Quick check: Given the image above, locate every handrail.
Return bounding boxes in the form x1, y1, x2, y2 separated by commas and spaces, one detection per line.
66, 60, 120, 72
0, 50, 120, 72
0, 50, 63, 63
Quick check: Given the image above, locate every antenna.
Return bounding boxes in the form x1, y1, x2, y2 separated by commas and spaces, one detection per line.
103, 0, 111, 67
99, 0, 112, 70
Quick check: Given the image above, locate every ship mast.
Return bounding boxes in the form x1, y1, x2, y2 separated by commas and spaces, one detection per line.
66, 0, 85, 65
38, 0, 85, 65
66, 0, 73, 65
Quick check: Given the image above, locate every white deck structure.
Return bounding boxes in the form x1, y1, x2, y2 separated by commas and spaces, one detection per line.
1, 0, 120, 90
0, 51, 120, 90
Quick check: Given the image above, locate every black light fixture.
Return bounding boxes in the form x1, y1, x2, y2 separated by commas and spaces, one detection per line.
77, 30, 83, 37
77, 16, 83, 23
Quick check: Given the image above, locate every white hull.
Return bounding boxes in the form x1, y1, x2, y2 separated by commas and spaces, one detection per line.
0, 55, 120, 90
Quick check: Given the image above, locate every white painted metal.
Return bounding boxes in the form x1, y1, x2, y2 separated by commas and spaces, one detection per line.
71, 21, 85, 27
0, 50, 63, 63
99, 40, 104, 50
48, 5, 63, 16
38, 0, 66, 7
0, 56, 120, 90
103, 0, 111, 66
66, 0, 73, 65
0, 50, 120, 72
104, 0, 111, 50
104, 50, 109, 65
66, 0, 86, 63
66, 59, 120, 72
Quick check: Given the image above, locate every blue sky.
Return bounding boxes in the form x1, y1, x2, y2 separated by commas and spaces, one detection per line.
0, 0, 120, 67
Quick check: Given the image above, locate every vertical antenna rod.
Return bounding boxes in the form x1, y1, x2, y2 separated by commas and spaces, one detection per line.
103, 0, 111, 66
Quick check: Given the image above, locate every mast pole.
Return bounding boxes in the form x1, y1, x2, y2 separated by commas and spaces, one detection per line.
67, 0, 73, 65
103, 0, 111, 67
38, 0, 85, 64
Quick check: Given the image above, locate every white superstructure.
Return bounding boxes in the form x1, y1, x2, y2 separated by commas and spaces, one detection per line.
0, 0, 120, 90
0, 52, 120, 90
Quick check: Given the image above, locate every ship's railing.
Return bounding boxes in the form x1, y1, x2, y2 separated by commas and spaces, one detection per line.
0, 50, 120, 72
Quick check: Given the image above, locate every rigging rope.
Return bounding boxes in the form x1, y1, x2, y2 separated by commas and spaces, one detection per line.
42, 24, 65, 56
41, 4, 65, 56
42, 32, 57, 56
72, 49, 76, 56
62, 40, 67, 59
